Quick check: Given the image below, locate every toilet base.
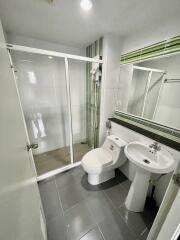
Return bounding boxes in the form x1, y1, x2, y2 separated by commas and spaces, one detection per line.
88, 170, 115, 185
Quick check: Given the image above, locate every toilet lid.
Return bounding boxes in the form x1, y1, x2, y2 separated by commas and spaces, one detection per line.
82, 148, 113, 168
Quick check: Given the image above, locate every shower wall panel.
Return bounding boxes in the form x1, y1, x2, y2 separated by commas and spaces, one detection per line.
127, 69, 149, 117
69, 60, 86, 144
11, 52, 86, 154
139, 54, 180, 129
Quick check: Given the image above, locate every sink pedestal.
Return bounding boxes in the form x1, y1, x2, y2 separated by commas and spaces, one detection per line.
125, 169, 150, 212
124, 141, 175, 212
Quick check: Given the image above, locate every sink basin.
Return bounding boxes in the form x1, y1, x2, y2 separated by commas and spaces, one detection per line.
124, 141, 175, 174
124, 141, 175, 212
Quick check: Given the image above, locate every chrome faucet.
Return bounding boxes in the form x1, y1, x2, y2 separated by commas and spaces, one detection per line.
149, 141, 161, 152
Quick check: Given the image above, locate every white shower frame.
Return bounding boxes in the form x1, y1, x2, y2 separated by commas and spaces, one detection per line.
133, 65, 165, 119
153, 77, 180, 120
7, 44, 103, 182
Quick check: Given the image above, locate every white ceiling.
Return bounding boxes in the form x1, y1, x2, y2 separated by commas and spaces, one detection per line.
0, 0, 180, 48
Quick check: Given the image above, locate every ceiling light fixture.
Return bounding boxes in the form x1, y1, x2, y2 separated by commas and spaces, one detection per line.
80, 0, 93, 11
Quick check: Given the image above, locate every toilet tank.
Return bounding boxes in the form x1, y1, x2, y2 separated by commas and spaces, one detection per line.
102, 135, 127, 164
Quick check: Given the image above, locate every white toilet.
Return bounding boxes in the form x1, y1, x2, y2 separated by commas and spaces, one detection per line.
81, 135, 127, 185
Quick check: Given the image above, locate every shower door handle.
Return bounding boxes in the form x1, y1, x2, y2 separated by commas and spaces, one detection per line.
27, 143, 39, 151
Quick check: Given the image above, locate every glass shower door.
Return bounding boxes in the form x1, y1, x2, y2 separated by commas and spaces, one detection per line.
143, 72, 164, 120
10, 51, 72, 176
127, 68, 149, 117
68, 59, 91, 163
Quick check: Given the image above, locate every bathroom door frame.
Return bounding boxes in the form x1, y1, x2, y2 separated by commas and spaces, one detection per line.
147, 161, 180, 240
157, 188, 180, 240
7, 43, 103, 182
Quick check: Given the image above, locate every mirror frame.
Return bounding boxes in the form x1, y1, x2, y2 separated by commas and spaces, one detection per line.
111, 111, 180, 151
114, 46, 180, 150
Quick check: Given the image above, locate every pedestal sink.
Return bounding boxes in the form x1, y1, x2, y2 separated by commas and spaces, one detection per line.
124, 141, 175, 212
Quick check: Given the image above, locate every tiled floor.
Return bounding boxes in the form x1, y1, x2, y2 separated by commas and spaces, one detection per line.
39, 166, 158, 240
34, 143, 90, 176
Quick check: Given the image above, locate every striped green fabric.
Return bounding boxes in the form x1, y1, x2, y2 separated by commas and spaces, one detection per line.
120, 35, 180, 64
86, 38, 103, 148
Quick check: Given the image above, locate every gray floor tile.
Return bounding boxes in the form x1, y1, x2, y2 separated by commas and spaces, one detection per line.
80, 169, 128, 192
39, 178, 63, 220
98, 211, 136, 240
120, 179, 131, 191
142, 205, 158, 225
59, 182, 86, 211
138, 227, 150, 240
39, 166, 157, 240
34, 148, 70, 176
56, 170, 75, 189
34, 143, 90, 176
47, 214, 68, 240
80, 227, 104, 240
118, 204, 155, 236
116, 170, 128, 181
71, 166, 85, 184
79, 177, 105, 199
56, 166, 86, 191
73, 143, 91, 163
64, 201, 96, 240
87, 192, 116, 224
104, 183, 129, 208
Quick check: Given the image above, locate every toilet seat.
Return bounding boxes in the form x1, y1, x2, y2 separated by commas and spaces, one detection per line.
82, 148, 113, 168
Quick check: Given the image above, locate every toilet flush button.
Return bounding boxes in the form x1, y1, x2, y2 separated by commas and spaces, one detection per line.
110, 145, 114, 150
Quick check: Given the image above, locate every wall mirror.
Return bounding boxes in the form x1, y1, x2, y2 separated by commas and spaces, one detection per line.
116, 53, 180, 131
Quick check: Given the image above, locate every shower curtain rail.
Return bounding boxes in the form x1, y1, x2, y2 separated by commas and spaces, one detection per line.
133, 65, 165, 73
164, 79, 180, 83
141, 71, 152, 117
6, 44, 103, 64
132, 65, 165, 119
153, 77, 180, 120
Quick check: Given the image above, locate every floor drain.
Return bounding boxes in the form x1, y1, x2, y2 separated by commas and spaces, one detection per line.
143, 159, 150, 164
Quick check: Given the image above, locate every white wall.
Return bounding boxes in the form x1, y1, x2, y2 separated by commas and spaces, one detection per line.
122, 16, 180, 54
99, 33, 123, 145
139, 54, 180, 129
7, 34, 86, 154
6, 33, 85, 55
117, 16, 180, 122
107, 17, 180, 122
111, 122, 179, 206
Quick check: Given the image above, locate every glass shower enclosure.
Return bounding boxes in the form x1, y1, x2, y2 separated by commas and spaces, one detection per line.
127, 65, 165, 120
8, 45, 103, 180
